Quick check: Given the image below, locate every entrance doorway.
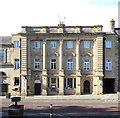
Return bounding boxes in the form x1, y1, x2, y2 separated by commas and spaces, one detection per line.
34, 80, 41, 95
103, 79, 115, 94
84, 80, 90, 94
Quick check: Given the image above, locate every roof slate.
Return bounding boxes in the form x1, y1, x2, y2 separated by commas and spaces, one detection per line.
0, 36, 11, 44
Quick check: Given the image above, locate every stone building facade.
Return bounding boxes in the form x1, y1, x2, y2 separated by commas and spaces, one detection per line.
0, 20, 119, 96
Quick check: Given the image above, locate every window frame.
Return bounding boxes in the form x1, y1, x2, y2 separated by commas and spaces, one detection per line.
67, 59, 73, 70
84, 41, 90, 48
0, 49, 4, 63
14, 77, 19, 86
14, 59, 19, 70
67, 78, 73, 89
51, 59, 57, 70
14, 41, 19, 48
34, 41, 40, 48
51, 41, 56, 48
106, 59, 112, 71
34, 59, 40, 70
84, 59, 90, 71
67, 41, 73, 48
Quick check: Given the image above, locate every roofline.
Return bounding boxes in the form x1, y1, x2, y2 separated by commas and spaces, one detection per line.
21, 25, 103, 28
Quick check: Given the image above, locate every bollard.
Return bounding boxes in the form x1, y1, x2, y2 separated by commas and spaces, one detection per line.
50, 104, 53, 118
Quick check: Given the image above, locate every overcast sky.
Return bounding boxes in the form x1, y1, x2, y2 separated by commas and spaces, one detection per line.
0, 0, 119, 36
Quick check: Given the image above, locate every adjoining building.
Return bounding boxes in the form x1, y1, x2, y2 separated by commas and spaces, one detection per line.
0, 20, 119, 96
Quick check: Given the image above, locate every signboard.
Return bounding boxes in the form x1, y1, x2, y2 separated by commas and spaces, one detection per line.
100, 83, 103, 86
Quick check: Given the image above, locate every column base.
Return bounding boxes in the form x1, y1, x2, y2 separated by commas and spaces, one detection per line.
59, 92, 64, 95
42, 91, 47, 96
76, 92, 81, 95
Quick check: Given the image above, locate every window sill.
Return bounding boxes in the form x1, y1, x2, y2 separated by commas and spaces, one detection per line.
65, 88, 73, 89
106, 70, 112, 72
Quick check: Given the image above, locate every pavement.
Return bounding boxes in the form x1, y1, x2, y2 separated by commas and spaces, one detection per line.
1, 94, 120, 118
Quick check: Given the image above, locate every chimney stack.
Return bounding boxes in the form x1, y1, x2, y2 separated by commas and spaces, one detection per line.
109, 19, 115, 33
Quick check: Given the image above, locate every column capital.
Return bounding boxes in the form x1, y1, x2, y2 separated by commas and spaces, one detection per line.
59, 40, 63, 44
76, 40, 80, 44
43, 40, 46, 44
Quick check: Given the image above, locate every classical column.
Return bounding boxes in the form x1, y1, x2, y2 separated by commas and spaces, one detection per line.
76, 40, 81, 95
76, 40, 80, 70
42, 76, 47, 96
43, 40, 46, 70
59, 40, 64, 95
59, 40, 63, 70
21, 76, 27, 97
92, 38, 103, 95
42, 40, 47, 96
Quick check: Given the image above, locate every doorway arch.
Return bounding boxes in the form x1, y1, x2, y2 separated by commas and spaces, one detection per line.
84, 80, 90, 94
0, 72, 8, 95
34, 80, 41, 95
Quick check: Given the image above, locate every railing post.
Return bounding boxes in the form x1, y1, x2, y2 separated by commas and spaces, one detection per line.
50, 104, 53, 118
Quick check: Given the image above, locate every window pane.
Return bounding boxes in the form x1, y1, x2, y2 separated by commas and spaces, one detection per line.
74, 78, 76, 88
51, 59, 56, 70
34, 59, 40, 70
106, 59, 112, 71
106, 41, 111, 48
68, 78, 72, 88
14, 77, 19, 86
35, 41, 40, 48
14, 41, 19, 48
0, 49, 4, 63
58, 78, 59, 88
64, 78, 66, 88
15, 59, 19, 69
67, 59, 73, 70
84, 41, 90, 48
67, 41, 73, 48
51, 41, 56, 48
84, 60, 90, 71
48, 78, 50, 88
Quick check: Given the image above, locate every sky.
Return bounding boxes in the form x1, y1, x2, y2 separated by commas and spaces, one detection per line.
0, 0, 119, 36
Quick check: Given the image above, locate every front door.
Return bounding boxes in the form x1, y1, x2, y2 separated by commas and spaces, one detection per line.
84, 80, 90, 94
34, 83, 41, 95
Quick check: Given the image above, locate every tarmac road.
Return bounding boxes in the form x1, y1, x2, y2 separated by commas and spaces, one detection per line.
1, 94, 120, 117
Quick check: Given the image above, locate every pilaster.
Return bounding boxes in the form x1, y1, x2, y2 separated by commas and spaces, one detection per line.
76, 70, 81, 95
42, 69, 47, 96
76, 40, 80, 70
43, 40, 46, 70
59, 69, 64, 95
59, 40, 63, 70
21, 76, 27, 96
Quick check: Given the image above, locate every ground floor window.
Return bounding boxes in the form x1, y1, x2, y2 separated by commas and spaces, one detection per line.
51, 78, 56, 91
68, 78, 73, 88
1, 84, 8, 92
64, 78, 76, 89
14, 77, 19, 86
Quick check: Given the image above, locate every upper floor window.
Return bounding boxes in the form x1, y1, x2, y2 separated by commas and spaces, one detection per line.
35, 41, 40, 48
14, 41, 19, 48
106, 41, 111, 48
51, 59, 56, 70
84, 59, 90, 71
0, 49, 4, 63
106, 59, 112, 71
67, 59, 73, 70
34, 59, 40, 70
51, 41, 56, 48
14, 77, 19, 86
14, 59, 19, 70
84, 41, 90, 48
67, 41, 73, 48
